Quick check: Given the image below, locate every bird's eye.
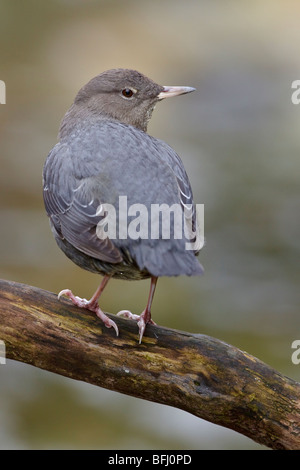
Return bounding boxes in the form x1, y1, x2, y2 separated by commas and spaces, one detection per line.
121, 88, 134, 98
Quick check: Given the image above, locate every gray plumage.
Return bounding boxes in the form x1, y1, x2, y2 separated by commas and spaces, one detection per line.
43, 69, 203, 341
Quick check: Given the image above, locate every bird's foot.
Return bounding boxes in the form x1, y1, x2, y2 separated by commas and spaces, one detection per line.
117, 309, 156, 344
58, 289, 119, 336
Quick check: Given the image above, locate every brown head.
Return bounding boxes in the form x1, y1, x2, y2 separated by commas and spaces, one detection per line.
59, 68, 195, 137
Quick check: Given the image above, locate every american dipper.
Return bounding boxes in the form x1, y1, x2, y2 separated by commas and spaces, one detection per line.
43, 68, 203, 343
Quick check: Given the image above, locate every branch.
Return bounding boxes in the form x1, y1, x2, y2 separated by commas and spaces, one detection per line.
0, 278, 299, 450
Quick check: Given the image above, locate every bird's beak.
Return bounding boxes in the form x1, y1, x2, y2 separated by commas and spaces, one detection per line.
157, 86, 196, 100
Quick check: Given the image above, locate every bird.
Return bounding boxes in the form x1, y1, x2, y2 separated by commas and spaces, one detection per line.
43, 68, 203, 343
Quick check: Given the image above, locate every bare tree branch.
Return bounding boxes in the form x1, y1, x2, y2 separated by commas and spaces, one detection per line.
0, 278, 299, 449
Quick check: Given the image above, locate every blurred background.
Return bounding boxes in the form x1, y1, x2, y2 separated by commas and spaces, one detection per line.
0, 0, 299, 450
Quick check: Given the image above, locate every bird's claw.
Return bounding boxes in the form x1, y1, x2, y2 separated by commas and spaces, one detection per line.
96, 309, 119, 336
58, 289, 89, 307
58, 288, 119, 337
117, 309, 155, 343
116, 310, 140, 321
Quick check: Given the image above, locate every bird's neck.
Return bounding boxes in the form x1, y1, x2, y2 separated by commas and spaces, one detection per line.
58, 103, 105, 140
58, 102, 151, 140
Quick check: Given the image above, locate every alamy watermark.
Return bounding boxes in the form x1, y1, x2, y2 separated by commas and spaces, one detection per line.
291, 340, 300, 365
291, 80, 300, 104
0, 340, 6, 364
95, 196, 204, 251
0, 80, 5, 104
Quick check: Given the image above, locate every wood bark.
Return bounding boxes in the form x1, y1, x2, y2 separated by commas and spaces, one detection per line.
0, 278, 299, 450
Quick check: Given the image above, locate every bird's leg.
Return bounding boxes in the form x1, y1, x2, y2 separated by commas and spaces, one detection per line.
58, 275, 119, 336
117, 276, 158, 343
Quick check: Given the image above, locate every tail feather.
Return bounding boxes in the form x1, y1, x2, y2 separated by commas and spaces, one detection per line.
133, 244, 204, 278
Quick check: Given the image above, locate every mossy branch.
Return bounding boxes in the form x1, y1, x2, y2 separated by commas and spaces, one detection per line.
0, 278, 299, 450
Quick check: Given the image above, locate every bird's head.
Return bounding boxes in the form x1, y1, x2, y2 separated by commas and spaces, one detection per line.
60, 68, 195, 135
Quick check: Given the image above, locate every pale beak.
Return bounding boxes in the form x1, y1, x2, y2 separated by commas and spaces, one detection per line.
157, 86, 196, 100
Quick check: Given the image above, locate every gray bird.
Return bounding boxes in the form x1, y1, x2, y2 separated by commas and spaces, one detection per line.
43, 68, 203, 343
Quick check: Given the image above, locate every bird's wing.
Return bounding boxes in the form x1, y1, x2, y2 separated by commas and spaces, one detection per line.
43, 142, 123, 263
156, 139, 202, 253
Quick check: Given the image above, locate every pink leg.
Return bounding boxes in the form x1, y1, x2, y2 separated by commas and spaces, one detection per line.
117, 277, 158, 343
58, 275, 119, 336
